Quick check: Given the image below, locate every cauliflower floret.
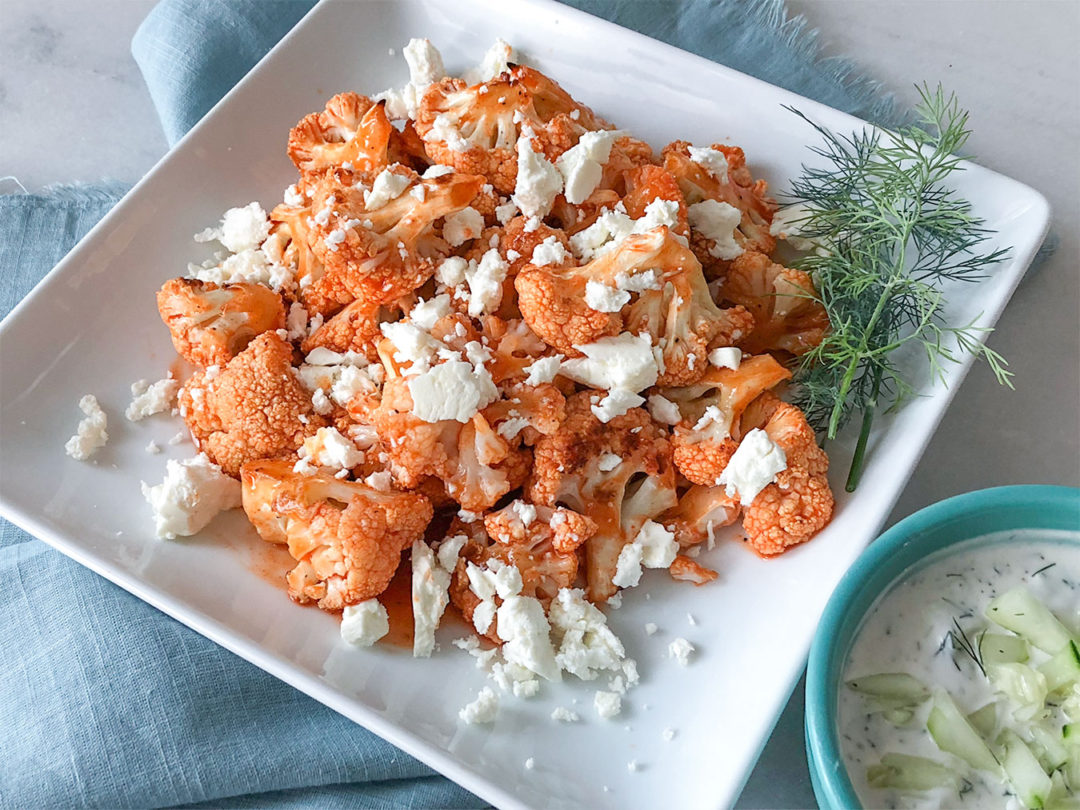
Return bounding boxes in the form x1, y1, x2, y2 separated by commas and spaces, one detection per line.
157, 278, 286, 368
660, 483, 740, 548
662, 140, 776, 278
179, 332, 323, 476
528, 392, 676, 602
483, 379, 565, 446
661, 353, 792, 486
288, 94, 418, 179
481, 316, 552, 383
300, 292, 413, 360
240, 460, 432, 609
733, 392, 833, 556
621, 229, 755, 386
415, 65, 609, 195
669, 555, 719, 585
373, 378, 527, 511
719, 251, 829, 357
620, 165, 690, 239
299, 167, 484, 317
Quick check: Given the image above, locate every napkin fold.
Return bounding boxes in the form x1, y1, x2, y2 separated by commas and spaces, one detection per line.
2, 1, 903, 807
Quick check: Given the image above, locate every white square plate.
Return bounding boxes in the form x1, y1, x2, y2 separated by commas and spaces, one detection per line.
0, 1, 1050, 807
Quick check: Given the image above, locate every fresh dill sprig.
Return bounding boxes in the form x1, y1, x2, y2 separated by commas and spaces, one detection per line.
946, 618, 986, 678
782, 85, 1013, 490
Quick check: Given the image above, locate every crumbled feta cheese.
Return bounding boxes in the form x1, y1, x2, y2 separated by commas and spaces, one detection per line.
584, 280, 631, 313
548, 588, 626, 680
435, 255, 469, 287
188, 246, 293, 291
555, 130, 622, 204
495, 199, 518, 225
717, 428, 787, 504
423, 164, 455, 179
363, 471, 392, 492
687, 612, 698, 626
437, 534, 467, 573
443, 206, 484, 246
464, 249, 508, 317
597, 453, 622, 472
463, 38, 516, 84
645, 622, 658, 636
311, 388, 333, 415
412, 539, 453, 657
125, 378, 179, 422
409, 294, 451, 330
524, 757, 535, 770
497, 595, 561, 681
708, 346, 742, 370
607, 593, 623, 609
65, 394, 108, 460
663, 727, 677, 742
523, 355, 562, 386
692, 404, 727, 434
404, 36, 445, 87
496, 417, 530, 440
301, 427, 364, 472
688, 200, 743, 260
340, 600, 390, 647
687, 146, 729, 184
594, 690, 622, 719
668, 637, 695, 666
511, 500, 537, 527
364, 167, 412, 210
168, 432, 186, 446
408, 359, 498, 423
459, 687, 498, 724
627, 759, 641, 773
195, 202, 272, 253
615, 268, 662, 293
283, 184, 305, 206
140, 454, 241, 539
467, 560, 523, 635
569, 197, 687, 261
286, 302, 310, 341
646, 394, 682, 425
551, 706, 580, 723
512, 131, 562, 219
613, 521, 677, 588
530, 235, 568, 267
561, 333, 658, 392
591, 389, 644, 423
146, 441, 161, 455
426, 114, 470, 152
297, 350, 383, 407
379, 321, 444, 374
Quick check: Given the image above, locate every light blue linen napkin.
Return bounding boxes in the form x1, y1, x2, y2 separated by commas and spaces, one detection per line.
1, 2, 902, 807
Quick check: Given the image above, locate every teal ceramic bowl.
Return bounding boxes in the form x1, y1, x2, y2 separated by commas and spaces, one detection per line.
805, 485, 1080, 810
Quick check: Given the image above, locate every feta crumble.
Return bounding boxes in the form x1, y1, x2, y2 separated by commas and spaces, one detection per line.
443, 206, 484, 246
497, 595, 561, 681
551, 706, 580, 723
523, 355, 562, 386
668, 637, 695, 666
646, 394, 682, 426
140, 454, 241, 539
707, 346, 742, 370
299, 427, 364, 472
408, 358, 498, 423
555, 130, 621, 204
594, 690, 622, 719
530, 235, 568, 267
64, 394, 108, 460
412, 539, 456, 658
717, 428, 787, 505
687, 145, 730, 184
364, 167, 412, 210
195, 202, 272, 253
408, 294, 451, 330
612, 521, 678, 588
584, 280, 630, 313
645, 622, 658, 636
597, 452, 622, 472
512, 130, 562, 219
340, 600, 390, 647
463, 38, 516, 84
459, 687, 499, 724
688, 199, 743, 260
548, 588, 628, 680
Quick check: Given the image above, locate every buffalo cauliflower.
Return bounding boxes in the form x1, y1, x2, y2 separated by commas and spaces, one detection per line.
719, 250, 829, 357
528, 392, 677, 602
157, 278, 285, 368
240, 459, 432, 608
179, 331, 322, 476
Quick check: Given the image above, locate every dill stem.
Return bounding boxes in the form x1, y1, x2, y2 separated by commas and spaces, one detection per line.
845, 366, 882, 491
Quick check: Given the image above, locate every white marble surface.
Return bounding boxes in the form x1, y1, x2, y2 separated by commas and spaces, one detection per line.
1, 1, 1077, 807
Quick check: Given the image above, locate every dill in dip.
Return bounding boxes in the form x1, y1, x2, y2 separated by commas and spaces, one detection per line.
838, 531, 1080, 809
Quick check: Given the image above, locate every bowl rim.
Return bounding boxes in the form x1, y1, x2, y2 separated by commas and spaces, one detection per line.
804, 484, 1080, 810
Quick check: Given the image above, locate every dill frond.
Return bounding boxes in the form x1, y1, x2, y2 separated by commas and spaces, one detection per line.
782, 84, 1011, 490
